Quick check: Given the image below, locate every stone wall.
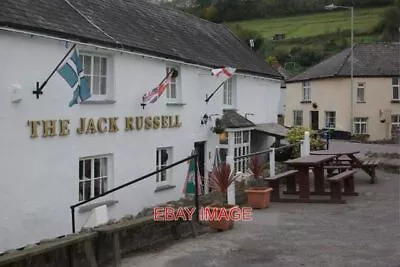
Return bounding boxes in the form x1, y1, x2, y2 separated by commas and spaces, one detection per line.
0, 205, 209, 267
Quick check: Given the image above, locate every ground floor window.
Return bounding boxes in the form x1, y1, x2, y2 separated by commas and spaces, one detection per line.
354, 117, 368, 134
392, 115, 400, 134
325, 111, 336, 128
79, 155, 110, 201
293, 110, 303, 126
156, 147, 172, 184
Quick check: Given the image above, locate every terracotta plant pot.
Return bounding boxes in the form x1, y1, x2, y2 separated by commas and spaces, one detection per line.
205, 203, 238, 231
245, 187, 273, 209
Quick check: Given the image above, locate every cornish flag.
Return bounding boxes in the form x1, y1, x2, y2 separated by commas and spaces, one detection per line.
211, 67, 236, 79
57, 48, 91, 107
142, 71, 173, 105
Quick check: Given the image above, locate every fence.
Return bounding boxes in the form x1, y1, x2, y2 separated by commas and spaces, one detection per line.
70, 153, 200, 233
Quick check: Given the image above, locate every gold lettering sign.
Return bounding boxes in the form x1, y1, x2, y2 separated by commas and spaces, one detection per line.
27, 115, 182, 138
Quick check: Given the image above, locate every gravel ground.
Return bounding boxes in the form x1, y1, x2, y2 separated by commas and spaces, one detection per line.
120, 170, 400, 267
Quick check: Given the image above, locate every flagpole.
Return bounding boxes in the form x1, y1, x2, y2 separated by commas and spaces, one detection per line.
205, 80, 226, 103
33, 43, 77, 99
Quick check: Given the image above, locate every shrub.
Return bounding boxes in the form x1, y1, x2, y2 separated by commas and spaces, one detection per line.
287, 127, 324, 158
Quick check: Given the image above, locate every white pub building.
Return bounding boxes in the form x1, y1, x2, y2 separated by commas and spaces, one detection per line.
0, 0, 283, 251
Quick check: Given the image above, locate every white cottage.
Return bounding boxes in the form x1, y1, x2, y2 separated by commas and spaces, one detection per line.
0, 0, 282, 252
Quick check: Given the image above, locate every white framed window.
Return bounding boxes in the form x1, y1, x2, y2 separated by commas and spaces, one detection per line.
223, 78, 233, 105
293, 110, 303, 126
80, 53, 113, 100
354, 117, 368, 134
325, 111, 336, 128
302, 81, 311, 101
79, 155, 111, 201
233, 130, 250, 173
392, 77, 399, 100
357, 82, 365, 102
156, 147, 173, 185
166, 66, 180, 102
392, 115, 400, 126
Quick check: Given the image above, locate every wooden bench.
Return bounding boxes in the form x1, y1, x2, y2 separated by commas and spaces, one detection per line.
362, 158, 379, 184
327, 170, 357, 203
264, 170, 298, 201
324, 164, 352, 177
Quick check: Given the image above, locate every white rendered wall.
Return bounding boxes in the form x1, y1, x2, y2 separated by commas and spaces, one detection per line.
0, 31, 281, 251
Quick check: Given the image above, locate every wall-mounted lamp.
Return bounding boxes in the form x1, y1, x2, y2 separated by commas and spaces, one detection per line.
201, 114, 209, 125
201, 113, 220, 125
245, 113, 255, 119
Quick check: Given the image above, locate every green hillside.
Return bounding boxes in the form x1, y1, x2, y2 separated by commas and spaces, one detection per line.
227, 7, 386, 40
226, 7, 388, 76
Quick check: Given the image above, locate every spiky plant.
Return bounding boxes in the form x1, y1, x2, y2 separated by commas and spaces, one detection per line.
209, 163, 236, 205
249, 156, 263, 179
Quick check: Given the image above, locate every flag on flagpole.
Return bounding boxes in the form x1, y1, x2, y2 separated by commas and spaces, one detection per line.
57, 48, 91, 107
183, 157, 202, 197
142, 70, 173, 105
211, 67, 236, 79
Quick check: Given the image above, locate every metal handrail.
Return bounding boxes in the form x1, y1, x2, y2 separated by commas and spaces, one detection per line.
70, 153, 199, 233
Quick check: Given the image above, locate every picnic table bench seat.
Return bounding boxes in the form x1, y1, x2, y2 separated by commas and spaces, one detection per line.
327, 170, 357, 203
264, 170, 298, 201
361, 158, 379, 184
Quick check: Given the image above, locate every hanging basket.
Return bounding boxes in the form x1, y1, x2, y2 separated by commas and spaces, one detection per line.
212, 118, 225, 134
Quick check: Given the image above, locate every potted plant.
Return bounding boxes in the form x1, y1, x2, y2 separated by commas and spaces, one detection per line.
207, 162, 238, 231
245, 156, 273, 209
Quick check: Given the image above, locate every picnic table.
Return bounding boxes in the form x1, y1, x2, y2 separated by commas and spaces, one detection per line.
311, 148, 379, 183
284, 154, 336, 203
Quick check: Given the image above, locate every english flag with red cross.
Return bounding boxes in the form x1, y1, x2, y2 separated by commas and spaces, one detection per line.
211, 67, 236, 79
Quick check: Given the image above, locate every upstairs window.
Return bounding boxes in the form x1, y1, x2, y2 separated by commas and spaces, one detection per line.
393, 77, 399, 100
80, 53, 112, 99
302, 81, 311, 101
166, 66, 180, 102
223, 78, 233, 105
357, 82, 365, 103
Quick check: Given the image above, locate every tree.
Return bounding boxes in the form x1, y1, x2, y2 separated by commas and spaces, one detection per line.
377, 1, 400, 41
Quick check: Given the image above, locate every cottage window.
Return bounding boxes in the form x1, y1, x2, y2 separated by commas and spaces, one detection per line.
293, 110, 303, 126
80, 53, 112, 100
325, 111, 336, 128
233, 131, 250, 173
166, 66, 180, 102
156, 147, 172, 184
393, 77, 399, 100
354, 117, 368, 134
302, 81, 311, 101
357, 82, 365, 102
223, 78, 234, 106
79, 155, 110, 201
392, 115, 400, 127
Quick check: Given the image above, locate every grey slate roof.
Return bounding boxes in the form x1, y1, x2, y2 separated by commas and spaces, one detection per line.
288, 43, 400, 83
255, 123, 289, 138
0, 0, 281, 79
221, 109, 255, 129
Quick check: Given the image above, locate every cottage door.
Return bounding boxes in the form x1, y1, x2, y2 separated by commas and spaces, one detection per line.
310, 111, 319, 131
